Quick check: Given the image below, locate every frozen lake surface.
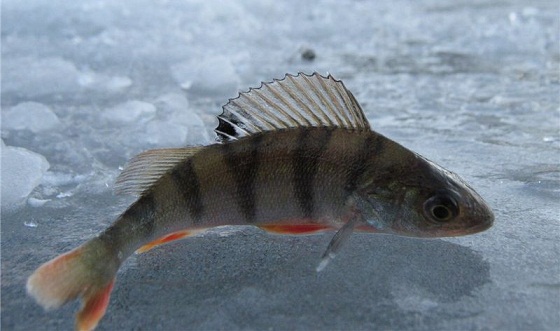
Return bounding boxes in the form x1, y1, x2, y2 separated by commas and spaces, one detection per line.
2, 0, 559, 330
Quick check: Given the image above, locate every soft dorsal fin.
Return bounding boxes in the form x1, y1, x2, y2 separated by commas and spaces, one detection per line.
215, 72, 370, 142
114, 147, 202, 196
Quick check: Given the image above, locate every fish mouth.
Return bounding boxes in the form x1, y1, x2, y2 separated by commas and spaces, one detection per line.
469, 219, 493, 234
439, 212, 493, 237
435, 219, 492, 238
466, 211, 494, 234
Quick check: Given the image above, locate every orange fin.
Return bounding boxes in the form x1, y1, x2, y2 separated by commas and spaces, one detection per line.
27, 238, 119, 331
136, 230, 195, 254
76, 279, 115, 331
258, 224, 334, 235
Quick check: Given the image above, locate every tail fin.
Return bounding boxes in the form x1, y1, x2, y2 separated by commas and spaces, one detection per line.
26, 238, 120, 331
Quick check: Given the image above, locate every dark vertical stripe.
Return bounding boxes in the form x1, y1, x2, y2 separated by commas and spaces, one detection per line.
103, 192, 158, 249
292, 128, 333, 218
125, 193, 157, 235
344, 132, 384, 193
222, 135, 263, 223
171, 159, 204, 223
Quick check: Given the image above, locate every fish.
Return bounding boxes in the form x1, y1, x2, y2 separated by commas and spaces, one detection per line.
26, 72, 494, 330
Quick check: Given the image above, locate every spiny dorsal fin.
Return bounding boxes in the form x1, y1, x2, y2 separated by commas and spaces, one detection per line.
114, 147, 202, 196
215, 72, 370, 142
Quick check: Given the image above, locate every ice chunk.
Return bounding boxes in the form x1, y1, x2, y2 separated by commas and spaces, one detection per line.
154, 93, 210, 144
3, 57, 131, 97
130, 96, 210, 146
78, 70, 132, 92
144, 120, 188, 146
97, 95, 209, 149
2, 102, 61, 133
2, 57, 80, 97
102, 100, 157, 124
155, 93, 190, 116
171, 56, 240, 98
1, 141, 50, 211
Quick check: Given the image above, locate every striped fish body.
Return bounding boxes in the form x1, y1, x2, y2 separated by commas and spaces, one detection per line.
167, 128, 353, 228
27, 73, 493, 331
102, 127, 402, 257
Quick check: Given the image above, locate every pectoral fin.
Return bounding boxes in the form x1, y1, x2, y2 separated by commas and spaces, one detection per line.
316, 212, 365, 272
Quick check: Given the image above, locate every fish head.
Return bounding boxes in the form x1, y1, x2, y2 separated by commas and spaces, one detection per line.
359, 155, 494, 238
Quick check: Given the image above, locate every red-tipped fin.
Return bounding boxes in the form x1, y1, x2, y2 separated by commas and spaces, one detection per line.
76, 280, 115, 331
27, 247, 86, 310
258, 223, 334, 235
26, 238, 119, 331
136, 229, 203, 254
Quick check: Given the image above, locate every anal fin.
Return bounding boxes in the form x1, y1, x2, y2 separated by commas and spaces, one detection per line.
136, 230, 200, 254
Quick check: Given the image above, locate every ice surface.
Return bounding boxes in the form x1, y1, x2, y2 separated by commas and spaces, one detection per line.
1, 140, 50, 211
1, 0, 559, 330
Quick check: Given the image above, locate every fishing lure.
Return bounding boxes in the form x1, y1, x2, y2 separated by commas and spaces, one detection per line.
27, 73, 493, 330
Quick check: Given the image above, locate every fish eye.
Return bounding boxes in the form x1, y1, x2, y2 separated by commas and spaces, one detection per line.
423, 193, 459, 222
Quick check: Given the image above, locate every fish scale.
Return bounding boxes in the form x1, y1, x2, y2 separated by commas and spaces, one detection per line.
26, 73, 493, 331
